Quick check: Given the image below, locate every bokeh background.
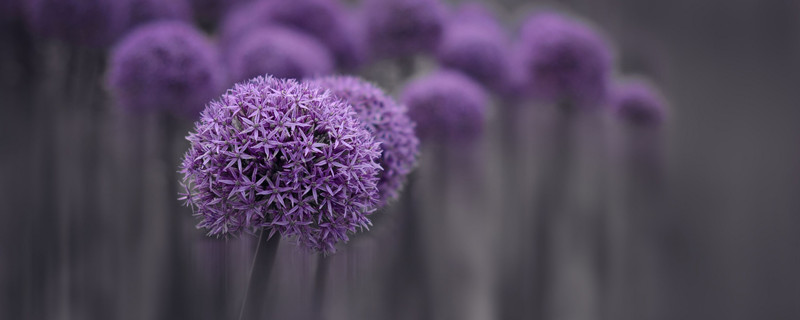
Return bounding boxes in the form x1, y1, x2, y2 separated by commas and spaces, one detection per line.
2, 0, 800, 319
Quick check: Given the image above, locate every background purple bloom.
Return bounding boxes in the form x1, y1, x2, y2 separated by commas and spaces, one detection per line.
363, 0, 446, 58
24, 0, 129, 46
107, 21, 224, 117
516, 12, 613, 106
180, 76, 382, 254
436, 3, 511, 92
402, 70, 488, 143
611, 79, 667, 125
220, 0, 364, 69
225, 26, 334, 83
310, 76, 420, 204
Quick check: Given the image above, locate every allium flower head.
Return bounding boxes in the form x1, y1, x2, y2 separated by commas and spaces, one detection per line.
180, 76, 382, 254
517, 12, 612, 106
226, 26, 334, 83
363, 0, 446, 58
611, 79, 667, 126
402, 70, 488, 143
128, 0, 192, 28
437, 4, 511, 92
107, 21, 225, 117
24, 0, 129, 46
309, 76, 419, 204
220, 0, 364, 69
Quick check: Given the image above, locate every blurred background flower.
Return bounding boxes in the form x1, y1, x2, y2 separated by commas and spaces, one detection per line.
225, 26, 334, 83
107, 21, 224, 117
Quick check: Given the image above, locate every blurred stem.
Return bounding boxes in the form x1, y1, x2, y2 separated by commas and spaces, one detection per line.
238, 230, 281, 320
312, 254, 330, 319
162, 113, 186, 318
388, 173, 432, 320
531, 100, 575, 320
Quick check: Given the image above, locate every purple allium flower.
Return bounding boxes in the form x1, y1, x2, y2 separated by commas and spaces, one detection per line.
180, 76, 382, 254
516, 12, 612, 106
309, 76, 419, 204
107, 21, 225, 117
363, 0, 446, 58
220, 0, 364, 69
225, 26, 334, 83
436, 4, 511, 92
401, 70, 488, 143
611, 79, 667, 126
128, 0, 192, 28
24, 0, 129, 46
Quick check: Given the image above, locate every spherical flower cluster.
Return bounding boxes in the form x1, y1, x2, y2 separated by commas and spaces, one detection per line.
220, 0, 364, 69
611, 79, 667, 126
107, 21, 224, 117
516, 12, 612, 106
363, 0, 446, 58
309, 76, 419, 204
24, 0, 129, 46
437, 4, 511, 92
226, 26, 334, 83
402, 70, 488, 143
128, 0, 192, 28
180, 76, 382, 254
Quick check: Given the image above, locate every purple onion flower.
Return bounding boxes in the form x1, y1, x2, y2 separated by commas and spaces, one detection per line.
128, 0, 192, 28
402, 70, 488, 143
516, 12, 612, 106
24, 0, 129, 46
363, 0, 446, 58
436, 3, 511, 92
226, 26, 334, 83
107, 21, 225, 117
220, 0, 364, 69
180, 76, 382, 254
309, 76, 419, 204
611, 79, 667, 126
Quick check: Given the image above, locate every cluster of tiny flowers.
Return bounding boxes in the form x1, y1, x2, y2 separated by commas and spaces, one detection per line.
517, 12, 612, 106
107, 21, 224, 117
180, 76, 382, 254
402, 70, 488, 143
309, 76, 420, 205
220, 0, 364, 69
225, 26, 334, 84
364, 0, 446, 58
611, 79, 667, 126
437, 4, 511, 92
